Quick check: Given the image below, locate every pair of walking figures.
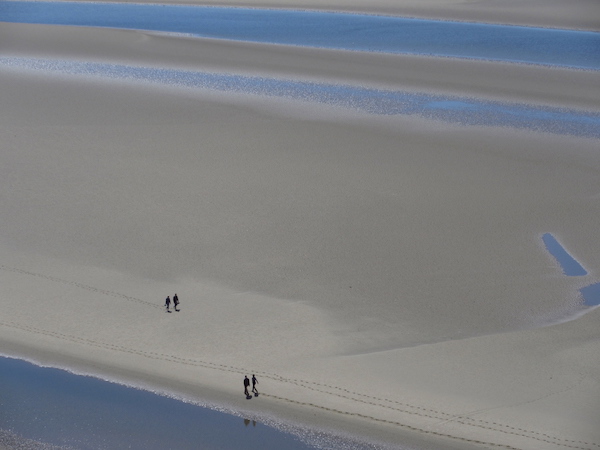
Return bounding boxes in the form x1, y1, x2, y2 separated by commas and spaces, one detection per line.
244, 375, 259, 398
165, 294, 179, 312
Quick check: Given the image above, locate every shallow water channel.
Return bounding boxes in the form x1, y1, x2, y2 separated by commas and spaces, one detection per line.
1, 1, 600, 70
0, 357, 372, 450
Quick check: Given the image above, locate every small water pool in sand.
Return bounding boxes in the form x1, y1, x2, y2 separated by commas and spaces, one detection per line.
1, 1, 600, 70
0, 357, 375, 450
542, 233, 587, 277
542, 233, 600, 307
580, 283, 600, 306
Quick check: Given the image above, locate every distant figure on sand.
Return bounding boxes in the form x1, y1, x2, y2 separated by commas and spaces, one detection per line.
252, 375, 259, 395
244, 376, 250, 397
165, 296, 171, 312
173, 293, 179, 311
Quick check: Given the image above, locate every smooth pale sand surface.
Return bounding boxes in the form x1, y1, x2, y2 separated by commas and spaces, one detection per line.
1, 1, 600, 449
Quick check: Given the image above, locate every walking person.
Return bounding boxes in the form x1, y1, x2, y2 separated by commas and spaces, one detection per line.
244, 375, 250, 397
252, 374, 259, 395
165, 295, 171, 312
173, 293, 179, 311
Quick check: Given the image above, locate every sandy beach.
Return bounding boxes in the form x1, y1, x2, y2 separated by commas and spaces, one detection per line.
1, 0, 600, 448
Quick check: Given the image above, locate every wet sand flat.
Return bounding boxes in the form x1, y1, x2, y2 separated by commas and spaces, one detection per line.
1, 1, 599, 448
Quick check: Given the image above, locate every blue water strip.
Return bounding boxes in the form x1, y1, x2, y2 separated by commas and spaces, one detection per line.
541, 233, 600, 308
541, 233, 587, 276
1, 1, 600, 69
2, 57, 600, 138
580, 283, 600, 306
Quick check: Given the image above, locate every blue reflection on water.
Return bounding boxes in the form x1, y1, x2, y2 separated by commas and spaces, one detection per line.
1, 1, 600, 69
580, 283, 600, 306
0, 357, 317, 450
2, 57, 600, 138
541, 233, 587, 276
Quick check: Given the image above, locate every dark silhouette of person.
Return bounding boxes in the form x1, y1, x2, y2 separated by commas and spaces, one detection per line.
173, 294, 179, 311
165, 296, 171, 312
244, 376, 250, 397
252, 375, 259, 395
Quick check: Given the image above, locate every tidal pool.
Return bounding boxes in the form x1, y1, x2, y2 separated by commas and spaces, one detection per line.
541, 233, 600, 308
541, 233, 587, 276
580, 283, 600, 307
